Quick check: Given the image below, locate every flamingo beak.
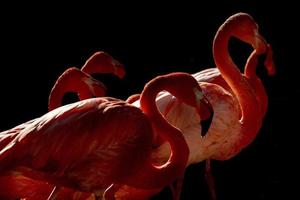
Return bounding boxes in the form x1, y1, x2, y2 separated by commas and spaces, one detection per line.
264, 44, 276, 76
253, 31, 268, 54
113, 61, 126, 79
194, 88, 214, 135
198, 96, 213, 120
197, 95, 214, 137
253, 32, 276, 76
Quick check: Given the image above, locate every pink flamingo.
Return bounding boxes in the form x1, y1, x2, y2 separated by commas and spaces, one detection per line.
48, 51, 125, 111
0, 51, 127, 200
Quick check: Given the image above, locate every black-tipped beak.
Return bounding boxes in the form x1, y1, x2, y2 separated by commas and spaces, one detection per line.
264, 44, 276, 76
253, 34, 276, 76
198, 96, 214, 137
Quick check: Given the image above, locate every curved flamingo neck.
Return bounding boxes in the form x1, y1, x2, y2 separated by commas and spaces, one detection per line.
244, 51, 268, 117
126, 75, 189, 189
213, 23, 259, 131
48, 68, 106, 111
140, 76, 189, 154
243, 39, 275, 118
245, 50, 259, 77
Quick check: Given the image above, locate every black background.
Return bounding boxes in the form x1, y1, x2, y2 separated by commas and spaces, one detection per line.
0, 1, 297, 199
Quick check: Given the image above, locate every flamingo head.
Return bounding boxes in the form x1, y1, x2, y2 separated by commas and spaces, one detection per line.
228, 13, 269, 54
226, 13, 276, 76
164, 73, 213, 121
81, 51, 126, 78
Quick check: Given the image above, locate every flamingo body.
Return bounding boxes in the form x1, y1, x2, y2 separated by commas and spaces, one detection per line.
0, 98, 153, 198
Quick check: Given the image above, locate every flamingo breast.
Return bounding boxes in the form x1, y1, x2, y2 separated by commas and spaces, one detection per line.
198, 82, 241, 161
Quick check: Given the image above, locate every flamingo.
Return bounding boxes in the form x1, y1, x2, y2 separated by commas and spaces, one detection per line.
0, 70, 213, 199
0, 51, 126, 200
48, 51, 126, 111
0, 51, 127, 200
113, 13, 275, 199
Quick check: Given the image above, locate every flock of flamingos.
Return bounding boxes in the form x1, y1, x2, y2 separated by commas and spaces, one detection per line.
0, 12, 275, 200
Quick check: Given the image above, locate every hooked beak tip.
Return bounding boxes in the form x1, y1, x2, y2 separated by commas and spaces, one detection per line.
198, 97, 214, 121
198, 97, 214, 137
264, 44, 276, 76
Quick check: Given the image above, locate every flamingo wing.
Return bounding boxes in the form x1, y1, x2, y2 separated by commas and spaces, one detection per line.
192, 68, 233, 93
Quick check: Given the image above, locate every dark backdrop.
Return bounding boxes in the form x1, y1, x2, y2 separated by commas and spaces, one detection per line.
0, 2, 296, 199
